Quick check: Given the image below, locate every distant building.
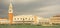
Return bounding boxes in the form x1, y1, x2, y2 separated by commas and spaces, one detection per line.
13, 15, 38, 24
0, 19, 9, 24
50, 15, 60, 25
39, 18, 51, 25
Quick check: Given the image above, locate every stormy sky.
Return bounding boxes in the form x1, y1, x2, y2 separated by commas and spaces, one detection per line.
0, 0, 60, 18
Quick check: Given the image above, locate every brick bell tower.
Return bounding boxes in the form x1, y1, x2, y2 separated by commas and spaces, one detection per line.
8, 0, 13, 24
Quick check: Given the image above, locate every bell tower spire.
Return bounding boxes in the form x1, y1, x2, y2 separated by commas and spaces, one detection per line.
8, 0, 13, 24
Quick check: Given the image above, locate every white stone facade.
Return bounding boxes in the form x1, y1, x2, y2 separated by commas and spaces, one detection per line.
13, 15, 38, 24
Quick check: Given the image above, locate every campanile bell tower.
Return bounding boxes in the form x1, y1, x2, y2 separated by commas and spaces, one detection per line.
8, 0, 13, 24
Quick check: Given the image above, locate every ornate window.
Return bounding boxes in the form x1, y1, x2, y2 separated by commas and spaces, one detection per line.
20, 18, 22, 20
25, 18, 27, 19
14, 18, 16, 20
17, 18, 19, 20
32, 18, 33, 20
29, 18, 30, 20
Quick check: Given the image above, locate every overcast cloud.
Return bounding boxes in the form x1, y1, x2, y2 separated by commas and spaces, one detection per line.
0, 0, 60, 18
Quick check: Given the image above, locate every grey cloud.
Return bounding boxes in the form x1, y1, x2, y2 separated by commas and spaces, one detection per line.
0, 0, 60, 18
10, 0, 60, 18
